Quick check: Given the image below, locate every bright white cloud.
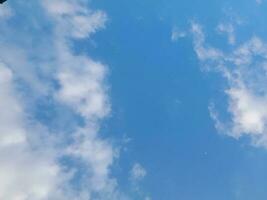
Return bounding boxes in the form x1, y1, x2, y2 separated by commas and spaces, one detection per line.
0, 63, 67, 200
0, 1, 126, 199
191, 22, 267, 148
43, 0, 107, 39
56, 58, 110, 120
0, 64, 26, 147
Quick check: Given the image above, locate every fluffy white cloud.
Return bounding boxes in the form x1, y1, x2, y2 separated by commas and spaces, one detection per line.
56, 57, 110, 120
192, 22, 267, 148
0, 63, 68, 200
42, 0, 107, 39
0, 1, 125, 199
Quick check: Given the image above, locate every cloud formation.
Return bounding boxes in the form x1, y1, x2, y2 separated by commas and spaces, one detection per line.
130, 163, 147, 182
216, 23, 236, 45
0, 1, 125, 199
191, 22, 267, 148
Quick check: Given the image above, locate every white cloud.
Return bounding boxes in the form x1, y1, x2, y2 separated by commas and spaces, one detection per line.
191, 23, 224, 62
130, 163, 147, 182
217, 23, 235, 45
191, 22, 267, 148
42, 0, 107, 39
0, 1, 127, 199
0, 64, 26, 147
128, 163, 149, 199
55, 57, 110, 120
0, 63, 68, 200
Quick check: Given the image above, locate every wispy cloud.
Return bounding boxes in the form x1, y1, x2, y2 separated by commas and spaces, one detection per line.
191, 22, 267, 148
256, 0, 263, 5
129, 163, 150, 199
130, 163, 147, 182
216, 23, 236, 45
171, 26, 186, 42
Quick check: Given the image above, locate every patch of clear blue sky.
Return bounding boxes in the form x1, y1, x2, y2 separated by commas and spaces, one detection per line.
76, 0, 267, 199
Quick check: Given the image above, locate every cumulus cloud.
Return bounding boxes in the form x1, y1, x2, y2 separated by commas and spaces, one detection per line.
0, 63, 67, 199
55, 58, 110, 120
191, 22, 267, 148
43, 0, 107, 39
0, 1, 126, 199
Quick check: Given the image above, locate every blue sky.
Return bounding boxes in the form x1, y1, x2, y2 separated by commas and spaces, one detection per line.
1, 0, 267, 200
